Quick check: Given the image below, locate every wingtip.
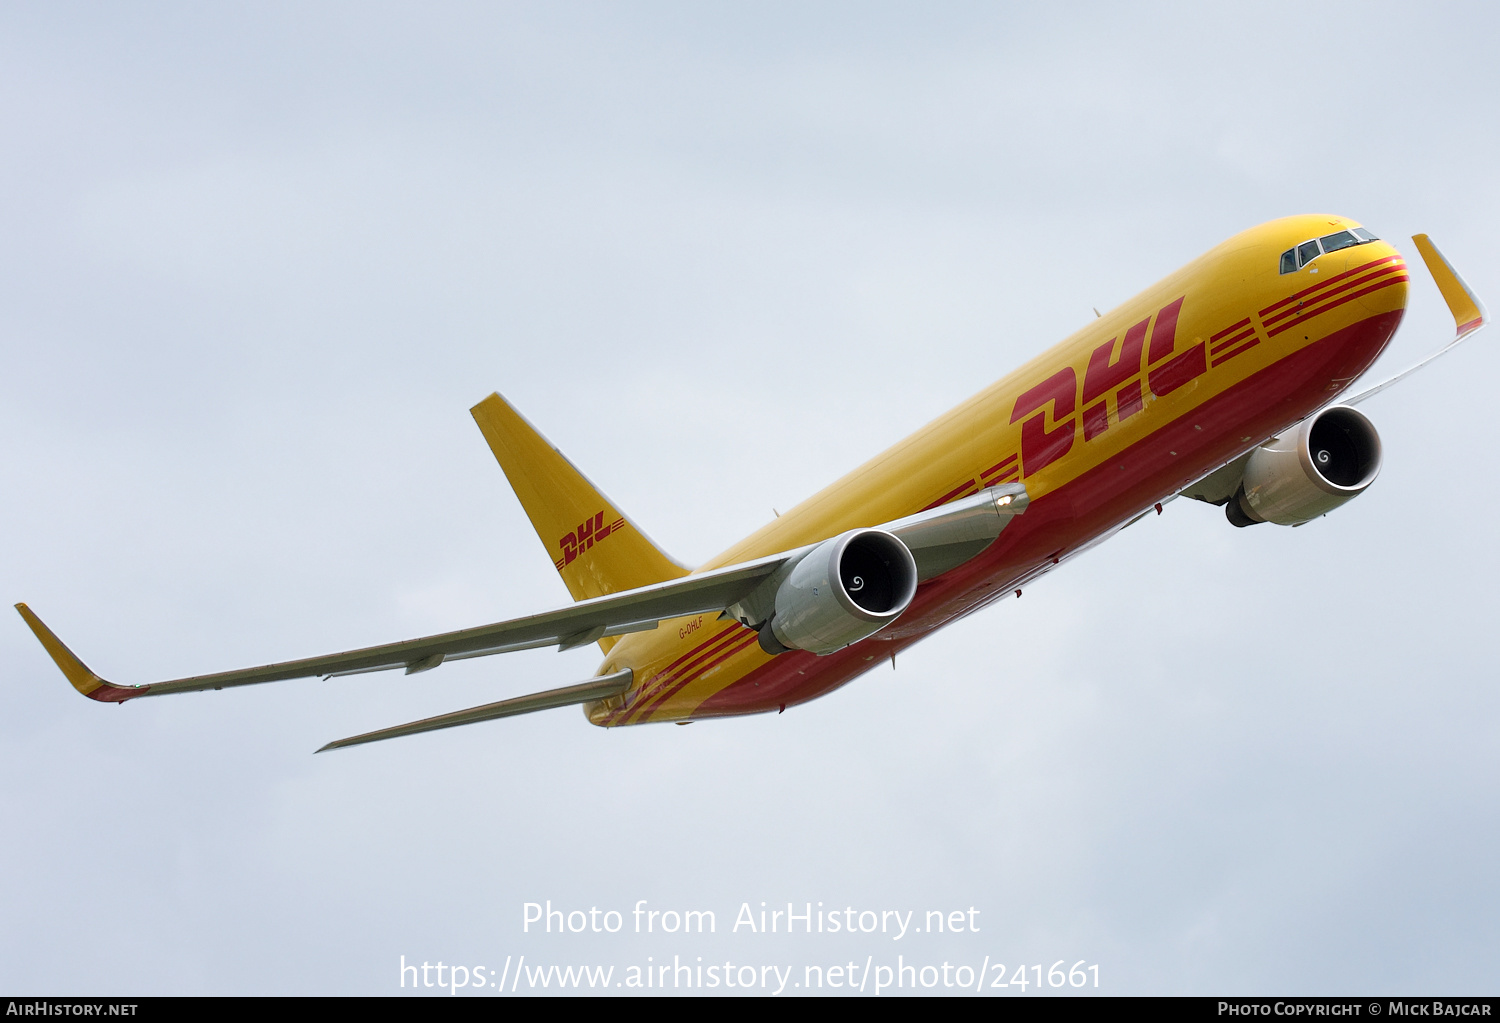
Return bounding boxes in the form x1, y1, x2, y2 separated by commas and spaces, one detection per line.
1411, 234, 1488, 340
315, 733, 378, 754
15, 603, 142, 703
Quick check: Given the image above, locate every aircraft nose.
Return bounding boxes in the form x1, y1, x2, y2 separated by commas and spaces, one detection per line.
1352, 240, 1409, 317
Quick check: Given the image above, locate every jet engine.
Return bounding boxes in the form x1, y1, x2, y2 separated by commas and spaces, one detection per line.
758, 529, 918, 655
1227, 405, 1383, 527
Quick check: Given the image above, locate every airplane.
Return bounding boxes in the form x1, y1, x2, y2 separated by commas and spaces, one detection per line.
16, 215, 1488, 753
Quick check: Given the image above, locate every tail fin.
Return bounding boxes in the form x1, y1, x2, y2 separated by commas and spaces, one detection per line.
471, 393, 688, 611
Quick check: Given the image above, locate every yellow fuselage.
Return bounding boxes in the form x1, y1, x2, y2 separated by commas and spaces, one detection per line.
590, 215, 1408, 725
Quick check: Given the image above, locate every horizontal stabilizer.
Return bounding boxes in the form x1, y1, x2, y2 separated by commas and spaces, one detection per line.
316, 669, 633, 752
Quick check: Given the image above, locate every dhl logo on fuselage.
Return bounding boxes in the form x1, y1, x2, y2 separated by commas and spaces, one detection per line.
601, 229, 1410, 727
1008, 296, 1199, 477
554, 511, 627, 571
917, 297, 1200, 510
917, 252, 1408, 512
1004, 253, 1408, 482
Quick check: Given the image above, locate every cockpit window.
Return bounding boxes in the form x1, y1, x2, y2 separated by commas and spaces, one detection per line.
1320, 230, 1358, 253
1278, 226, 1381, 274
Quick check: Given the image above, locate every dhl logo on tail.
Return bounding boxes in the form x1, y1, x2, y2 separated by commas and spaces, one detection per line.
554, 511, 627, 571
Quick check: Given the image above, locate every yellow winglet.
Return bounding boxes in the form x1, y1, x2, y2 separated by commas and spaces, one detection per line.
1413, 234, 1487, 338
14, 604, 143, 703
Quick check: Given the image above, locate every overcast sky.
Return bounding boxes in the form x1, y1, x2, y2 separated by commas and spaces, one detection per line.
3, 1, 1497, 996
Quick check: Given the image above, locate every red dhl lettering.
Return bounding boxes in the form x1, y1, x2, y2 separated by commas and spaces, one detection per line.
1081, 315, 1149, 441
554, 512, 626, 570
1145, 297, 1204, 396
1009, 296, 1205, 475
1009, 366, 1077, 476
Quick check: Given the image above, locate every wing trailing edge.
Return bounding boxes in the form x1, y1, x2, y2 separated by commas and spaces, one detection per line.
16, 482, 1028, 748
14, 558, 784, 702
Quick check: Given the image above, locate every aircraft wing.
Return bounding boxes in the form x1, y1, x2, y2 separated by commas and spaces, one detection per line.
16, 483, 1029, 705
14, 559, 782, 703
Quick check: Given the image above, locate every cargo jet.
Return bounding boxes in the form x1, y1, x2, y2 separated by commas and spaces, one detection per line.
17, 216, 1487, 751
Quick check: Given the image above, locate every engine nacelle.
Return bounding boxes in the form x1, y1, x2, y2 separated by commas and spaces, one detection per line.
1229, 405, 1382, 526
761, 529, 918, 656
